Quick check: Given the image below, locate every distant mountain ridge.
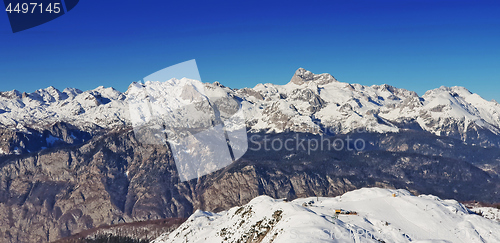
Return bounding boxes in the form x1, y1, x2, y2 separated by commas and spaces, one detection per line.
1, 68, 500, 156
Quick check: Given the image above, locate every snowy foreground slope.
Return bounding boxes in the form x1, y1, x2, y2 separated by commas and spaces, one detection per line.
152, 188, 500, 243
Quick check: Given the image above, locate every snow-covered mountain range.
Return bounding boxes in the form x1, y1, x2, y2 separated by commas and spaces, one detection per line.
152, 187, 500, 243
2, 69, 500, 242
1, 68, 500, 156
0, 86, 128, 131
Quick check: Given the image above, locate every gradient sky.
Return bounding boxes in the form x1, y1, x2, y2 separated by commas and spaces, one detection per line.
1, 0, 499, 101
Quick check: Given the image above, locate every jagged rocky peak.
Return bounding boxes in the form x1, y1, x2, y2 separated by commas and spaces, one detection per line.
212, 81, 225, 88
180, 83, 204, 102
424, 85, 473, 98
371, 84, 420, 99
90, 86, 123, 98
289, 68, 338, 85
24, 86, 67, 102
0, 86, 82, 102
0, 89, 22, 99
62, 87, 83, 98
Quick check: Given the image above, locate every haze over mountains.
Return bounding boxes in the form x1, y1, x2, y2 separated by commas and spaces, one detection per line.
1, 69, 500, 242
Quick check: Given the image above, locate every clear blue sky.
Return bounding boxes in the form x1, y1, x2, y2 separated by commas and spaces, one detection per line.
1, 0, 499, 101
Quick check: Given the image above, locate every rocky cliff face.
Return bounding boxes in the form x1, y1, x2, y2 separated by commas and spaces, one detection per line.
1, 128, 499, 242
0, 128, 194, 242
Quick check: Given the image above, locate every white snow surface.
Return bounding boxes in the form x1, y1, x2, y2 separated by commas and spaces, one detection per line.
1, 69, 500, 139
153, 188, 500, 243
470, 206, 500, 221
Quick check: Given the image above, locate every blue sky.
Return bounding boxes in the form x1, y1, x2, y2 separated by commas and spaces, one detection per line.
1, 0, 499, 101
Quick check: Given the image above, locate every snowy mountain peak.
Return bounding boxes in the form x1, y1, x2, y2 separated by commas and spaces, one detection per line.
153, 187, 500, 243
289, 68, 338, 85
31, 86, 68, 102
0, 89, 21, 99
424, 86, 472, 96
62, 87, 83, 98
